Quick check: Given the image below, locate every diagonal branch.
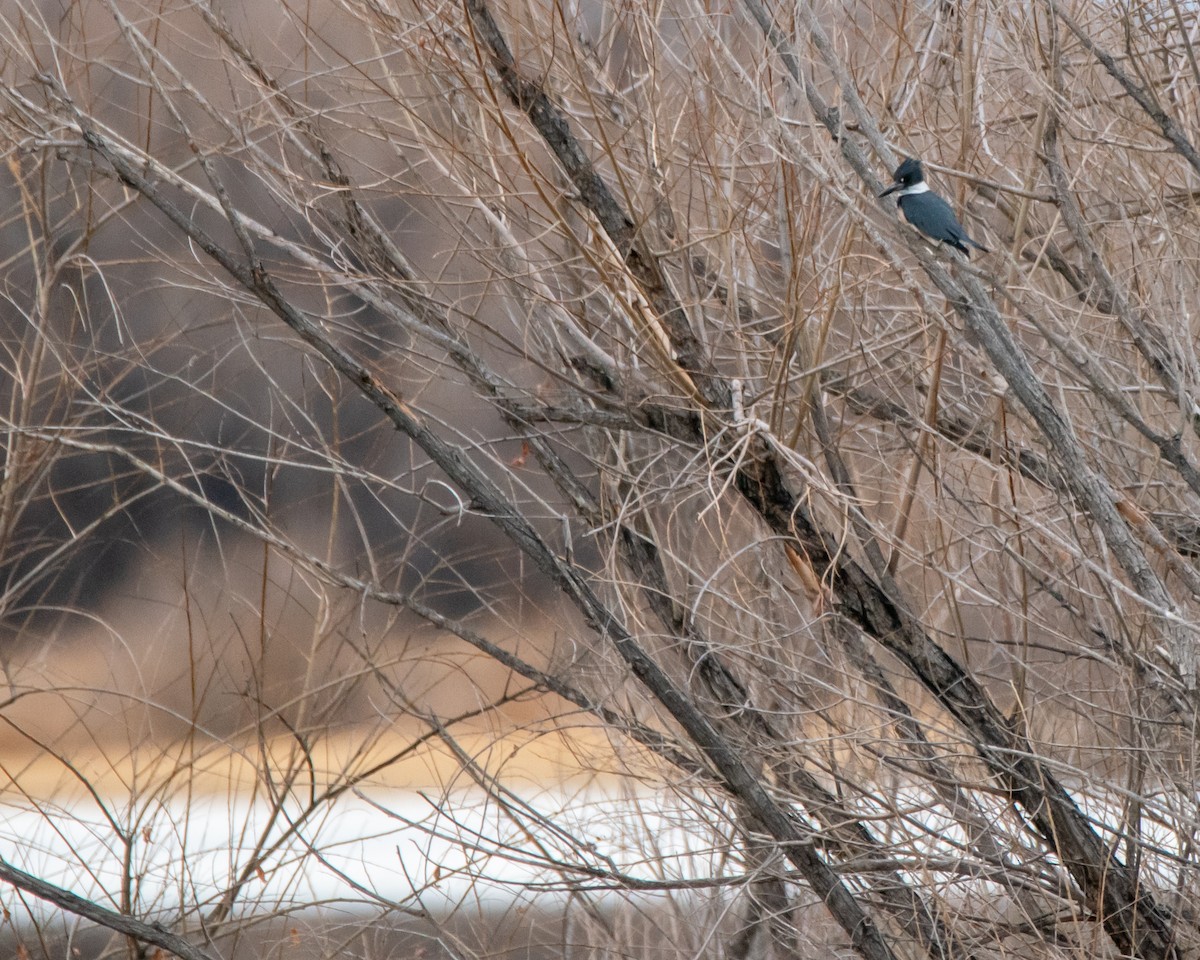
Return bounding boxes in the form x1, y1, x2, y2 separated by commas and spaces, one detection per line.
457, 4, 1189, 958
61, 84, 904, 960
0, 858, 219, 960
1046, 0, 1200, 177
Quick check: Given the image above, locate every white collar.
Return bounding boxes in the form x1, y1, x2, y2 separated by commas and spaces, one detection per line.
897, 181, 930, 196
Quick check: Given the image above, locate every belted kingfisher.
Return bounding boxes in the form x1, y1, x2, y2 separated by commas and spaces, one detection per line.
879, 157, 988, 257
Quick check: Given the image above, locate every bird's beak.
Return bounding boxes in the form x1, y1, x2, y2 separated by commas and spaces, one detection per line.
879, 183, 900, 198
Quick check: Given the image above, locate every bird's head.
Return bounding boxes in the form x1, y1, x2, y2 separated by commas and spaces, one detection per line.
879, 157, 925, 198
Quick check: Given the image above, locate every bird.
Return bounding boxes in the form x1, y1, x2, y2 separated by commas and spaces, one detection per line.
879, 157, 988, 258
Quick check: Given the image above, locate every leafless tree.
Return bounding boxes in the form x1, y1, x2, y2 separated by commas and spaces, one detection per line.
3, 0, 1200, 958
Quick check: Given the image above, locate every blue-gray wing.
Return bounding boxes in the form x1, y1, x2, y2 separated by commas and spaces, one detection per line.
902, 192, 986, 253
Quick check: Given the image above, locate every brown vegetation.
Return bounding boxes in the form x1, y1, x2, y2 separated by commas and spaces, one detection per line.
3, 0, 1200, 958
